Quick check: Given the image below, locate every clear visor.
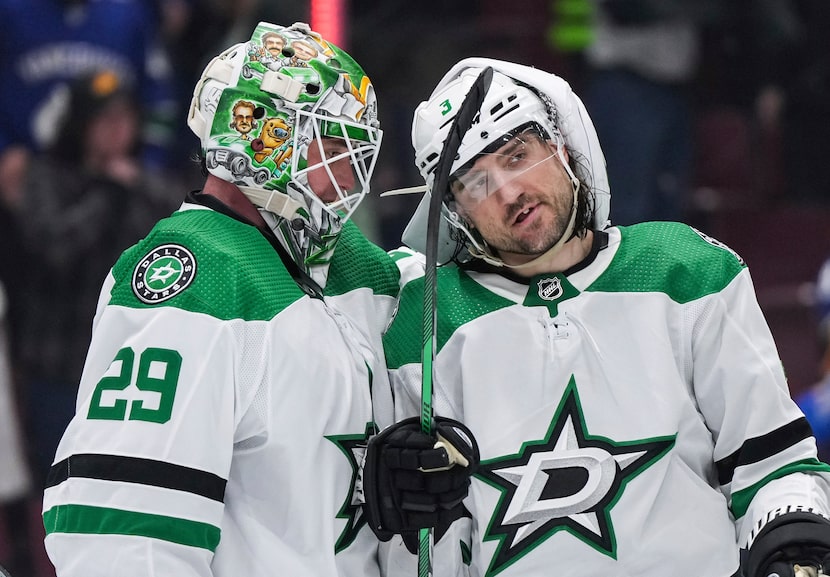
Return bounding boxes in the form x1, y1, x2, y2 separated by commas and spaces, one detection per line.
447, 125, 561, 211
292, 110, 382, 221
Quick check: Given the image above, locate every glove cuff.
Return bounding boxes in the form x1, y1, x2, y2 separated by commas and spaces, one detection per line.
746, 512, 830, 577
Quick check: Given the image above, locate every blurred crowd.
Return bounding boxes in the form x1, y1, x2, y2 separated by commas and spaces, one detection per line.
0, 0, 829, 576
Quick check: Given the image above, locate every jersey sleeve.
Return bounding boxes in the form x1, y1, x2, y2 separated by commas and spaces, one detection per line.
42, 273, 265, 576
689, 267, 830, 545
373, 247, 426, 431
387, 246, 426, 290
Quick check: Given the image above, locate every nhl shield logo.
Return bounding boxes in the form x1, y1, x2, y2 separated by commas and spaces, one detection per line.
132, 244, 197, 304
537, 277, 563, 301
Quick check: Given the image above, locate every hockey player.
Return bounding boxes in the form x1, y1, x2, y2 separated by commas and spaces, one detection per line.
41, 21, 460, 577
369, 58, 830, 577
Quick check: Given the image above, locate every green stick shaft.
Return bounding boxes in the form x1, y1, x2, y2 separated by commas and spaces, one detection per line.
417, 66, 494, 577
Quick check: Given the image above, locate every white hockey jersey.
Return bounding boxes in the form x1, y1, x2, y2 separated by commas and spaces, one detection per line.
43, 199, 401, 577
381, 222, 830, 577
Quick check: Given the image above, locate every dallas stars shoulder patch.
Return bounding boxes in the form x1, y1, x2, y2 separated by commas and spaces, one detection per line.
132, 244, 197, 304
477, 375, 675, 575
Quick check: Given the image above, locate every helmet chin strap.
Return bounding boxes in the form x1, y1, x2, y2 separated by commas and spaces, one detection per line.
241, 185, 305, 220
468, 151, 581, 271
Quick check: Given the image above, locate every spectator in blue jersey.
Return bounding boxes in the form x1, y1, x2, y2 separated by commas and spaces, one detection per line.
368, 58, 830, 577
796, 259, 830, 461
0, 0, 177, 209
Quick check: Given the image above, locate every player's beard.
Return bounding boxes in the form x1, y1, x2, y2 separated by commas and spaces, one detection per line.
485, 189, 574, 258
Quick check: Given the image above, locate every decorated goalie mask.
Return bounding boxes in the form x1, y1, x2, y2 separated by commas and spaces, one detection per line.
188, 22, 382, 268
404, 58, 610, 266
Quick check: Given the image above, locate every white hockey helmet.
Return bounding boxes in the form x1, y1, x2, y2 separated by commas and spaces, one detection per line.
413, 69, 562, 192
404, 57, 610, 264
188, 22, 382, 231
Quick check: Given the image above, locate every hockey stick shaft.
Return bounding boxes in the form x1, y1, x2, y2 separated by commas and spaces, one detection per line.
418, 66, 494, 577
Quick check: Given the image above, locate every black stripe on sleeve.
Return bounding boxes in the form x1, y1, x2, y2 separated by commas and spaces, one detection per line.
716, 417, 814, 486
46, 453, 227, 502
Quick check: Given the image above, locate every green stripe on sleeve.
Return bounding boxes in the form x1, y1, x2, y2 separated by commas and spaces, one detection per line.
43, 504, 221, 551
730, 459, 830, 519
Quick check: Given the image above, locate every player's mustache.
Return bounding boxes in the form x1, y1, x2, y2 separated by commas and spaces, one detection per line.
504, 193, 532, 224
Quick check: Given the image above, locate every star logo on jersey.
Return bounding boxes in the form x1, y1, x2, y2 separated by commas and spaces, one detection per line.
132, 244, 197, 304
147, 262, 181, 284
477, 376, 674, 575
326, 421, 377, 553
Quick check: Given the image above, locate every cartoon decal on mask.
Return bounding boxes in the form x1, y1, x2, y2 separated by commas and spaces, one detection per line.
251, 116, 292, 167
202, 24, 367, 194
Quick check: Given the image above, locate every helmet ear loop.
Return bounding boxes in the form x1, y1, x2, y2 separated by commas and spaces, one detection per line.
556, 145, 580, 196
551, 143, 580, 240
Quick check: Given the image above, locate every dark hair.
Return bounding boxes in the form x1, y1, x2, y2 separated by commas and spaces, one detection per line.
569, 153, 597, 238
48, 70, 140, 165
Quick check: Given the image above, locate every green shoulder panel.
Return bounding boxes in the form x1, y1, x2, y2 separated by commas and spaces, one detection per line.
325, 220, 400, 298
588, 222, 747, 303
384, 266, 514, 370
110, 210, 304, 320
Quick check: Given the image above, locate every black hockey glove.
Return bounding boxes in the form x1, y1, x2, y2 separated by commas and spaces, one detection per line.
362, 416, 479, 553
744, 512, 830, 577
